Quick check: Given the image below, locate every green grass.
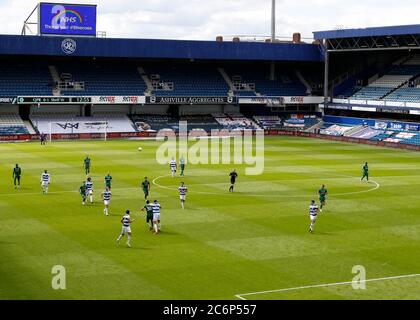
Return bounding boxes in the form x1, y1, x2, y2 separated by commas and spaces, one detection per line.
1, 137, 420, 300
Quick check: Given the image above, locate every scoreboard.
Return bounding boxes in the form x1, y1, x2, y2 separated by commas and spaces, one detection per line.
17, 97, 92, 104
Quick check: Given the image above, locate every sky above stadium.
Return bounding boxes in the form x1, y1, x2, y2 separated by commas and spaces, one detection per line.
1, 0, 420, 40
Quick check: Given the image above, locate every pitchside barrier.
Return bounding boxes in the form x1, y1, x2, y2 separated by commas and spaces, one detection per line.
0, 132, 157, 142
1, 130, 420, 152
265, 129, 420, 151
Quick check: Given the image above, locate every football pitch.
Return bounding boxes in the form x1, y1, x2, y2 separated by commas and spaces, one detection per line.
1, 136, 420, 300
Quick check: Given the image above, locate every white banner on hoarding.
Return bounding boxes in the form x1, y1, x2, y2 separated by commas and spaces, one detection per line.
352, 106, 377, 112
332, 98, 420, 110
238, 96, 324, 105
91, 96, 146, 104
17, 96, 146, 105
32, 116, 137, 134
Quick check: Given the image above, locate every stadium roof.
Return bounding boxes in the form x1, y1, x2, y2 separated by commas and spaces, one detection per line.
0, 35, 323, 62
313, 24, 420, 40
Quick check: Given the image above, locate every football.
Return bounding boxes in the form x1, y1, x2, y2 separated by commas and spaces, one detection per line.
138, 147, 143, 151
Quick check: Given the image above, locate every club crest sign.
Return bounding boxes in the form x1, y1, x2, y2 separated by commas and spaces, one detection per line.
61, 38, 77, 55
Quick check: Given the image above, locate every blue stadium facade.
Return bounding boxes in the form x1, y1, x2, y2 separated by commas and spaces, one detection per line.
0, 34, 323, 61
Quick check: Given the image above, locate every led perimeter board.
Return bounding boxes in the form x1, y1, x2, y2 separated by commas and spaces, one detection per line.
39, 2, 97, 36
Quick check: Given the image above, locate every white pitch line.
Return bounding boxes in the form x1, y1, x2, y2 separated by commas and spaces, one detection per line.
334, 180, 380, 197
152, 175, 223, 195
235, 273, 420, 300
1, 176, 379, 198
152, 175, 380, 198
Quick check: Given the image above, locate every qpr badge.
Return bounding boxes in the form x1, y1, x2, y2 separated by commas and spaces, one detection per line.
61, 38, 77, 55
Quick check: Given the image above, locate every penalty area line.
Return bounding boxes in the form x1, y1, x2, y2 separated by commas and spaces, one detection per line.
234, 273, 420, 300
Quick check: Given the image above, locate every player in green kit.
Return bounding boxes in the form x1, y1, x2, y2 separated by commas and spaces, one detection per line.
79, 181, 87, 205
180, 155, 186, 176
141, 200, 154, 231
141, 177, 151, 199
84, 155, 91, 175
229, 170, 238, 193
13, 164, 22, 190
105, 173, 112, 190
318, 184, 328, 212
361, 162, 369, 181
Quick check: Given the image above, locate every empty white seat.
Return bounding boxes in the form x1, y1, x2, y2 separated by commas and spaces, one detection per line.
368, 75, 411, 88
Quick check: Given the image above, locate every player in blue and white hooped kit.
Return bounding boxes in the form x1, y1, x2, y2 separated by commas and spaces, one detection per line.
101, 186, 112, 216
41, 170, 51, 194
170, 158, 177, 178
116, 210, 135, 248
309, 200, 319, 234
152, 200, 161, 235
178, 182, 188, 209
85, 177, 94, 204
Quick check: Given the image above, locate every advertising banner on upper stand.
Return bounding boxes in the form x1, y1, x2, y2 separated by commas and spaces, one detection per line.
145, 96, 237, 105
16, 96, 146, 105
238, 96, 324, 105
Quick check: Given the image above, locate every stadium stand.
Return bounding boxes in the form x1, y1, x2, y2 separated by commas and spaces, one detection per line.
131, 115, 173, 132
233, 90, 257, 97
231, 75, 258, 97
132, 113, 260, 132
0, 61, 311, 99
320, 116, 362, 136
343, 55, 420, 101
253, 115, 282, 129
321, 124, 355, 136
213, 113, 259, 130
251, 113, 321, 131
335, 85, 361, 99
144, 64, 230, 97
0, 113, 29, 135
130, 114, 242, 132
350, 75, 412, 100
225, 66, 307, 97
320, 115, 420, 146
228, 113, 259, 129
303, 114, 420, 146
383, 55, 420, 102
181, 115, 226, 131
27, 110, 320, 136
0, 63, 53, 96
348, 126, 384, 140
283, 114, 320, 131
133, 115, 212, 132
390, 131, 420, 145
55, 63, 147, 96
384, 87, 420, 102
369, 75, 412, 87
350, 87, 391, 100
